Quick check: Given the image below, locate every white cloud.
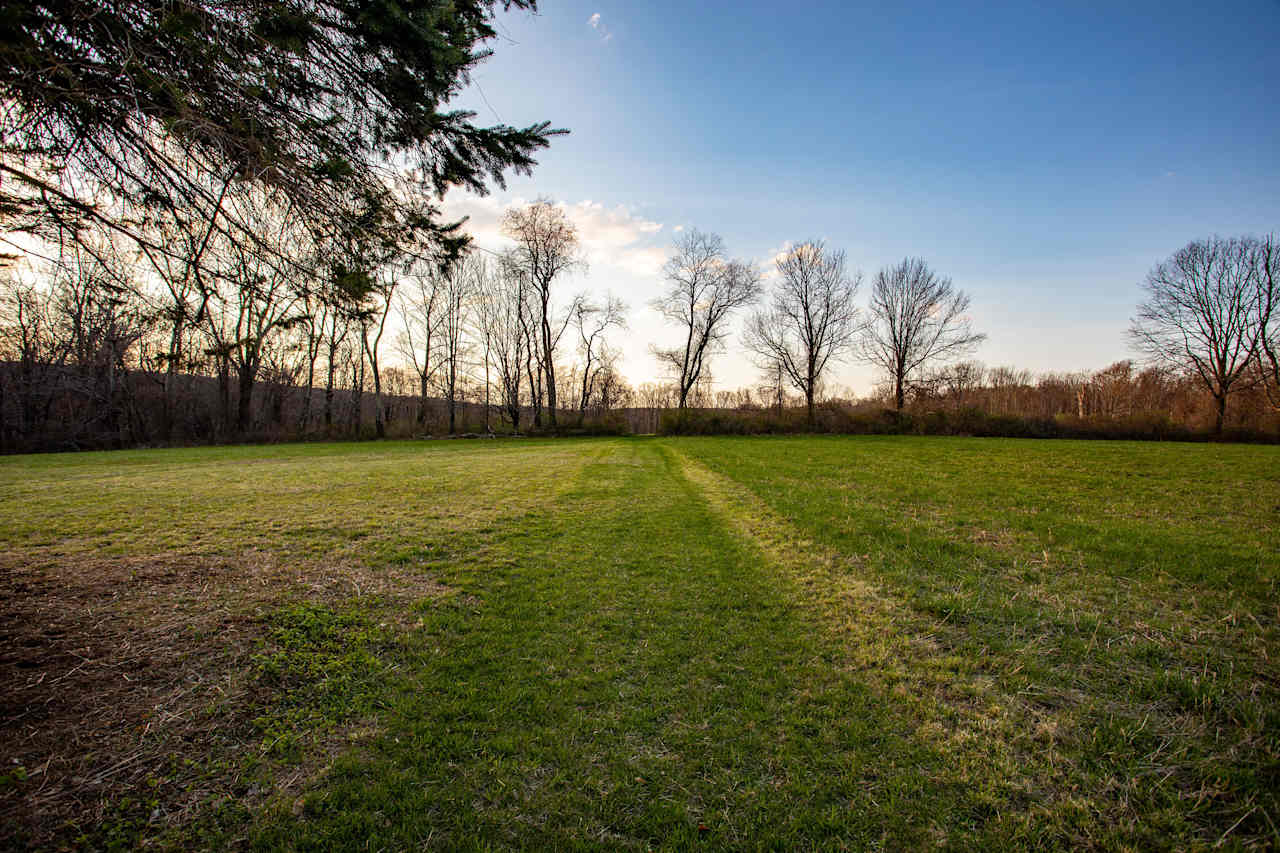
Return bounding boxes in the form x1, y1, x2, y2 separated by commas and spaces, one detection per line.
438, 192, 510, 249
440, 193, 669, 277
757, 241, 795, 279
587, 12, 612, 42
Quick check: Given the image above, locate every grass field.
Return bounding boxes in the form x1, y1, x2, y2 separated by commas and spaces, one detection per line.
1, 436, 1277, 850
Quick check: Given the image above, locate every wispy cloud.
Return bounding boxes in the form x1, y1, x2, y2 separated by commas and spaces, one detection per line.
587, 12, 612, 42
758, 241, 795, 279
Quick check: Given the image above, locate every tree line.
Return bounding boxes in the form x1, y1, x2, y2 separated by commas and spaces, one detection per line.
0, 199, 624, 450
3, 201, 1276, 450
0, 203, 993, 448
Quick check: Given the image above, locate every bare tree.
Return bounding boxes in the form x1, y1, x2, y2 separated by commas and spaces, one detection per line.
860, 257, 986, 411
1253, 234, 1279, 412
572, 293, 627, 423
652, 229, 761, 409
743, 241, 862, 426
135, 174, 234, 441
0, 271, 69, 446
52, 245, 149, 441
935, 360, 987, 410
636, 382, 676, 409
757, 362, 786, 414
1129, 236, 1264, 434
477, 251, 532, 432
193, 191, 308, 435
591, 357, 631, 414
439, 254, 479, 434
294, 275, 334, 434
502, 199, 583, 428
360, 273, 399, 439
0, 242, 152, 449
397, 261, 448, 429
317, 310, 348, 434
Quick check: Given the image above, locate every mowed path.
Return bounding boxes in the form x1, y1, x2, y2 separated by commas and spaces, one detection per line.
252, 440, 971, 850
1, 437, 1276, 849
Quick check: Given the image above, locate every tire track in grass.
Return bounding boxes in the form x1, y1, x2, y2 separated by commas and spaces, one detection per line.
665, 444, 1100, 847
249, 441, 974, 849
672, 437, 1280, 848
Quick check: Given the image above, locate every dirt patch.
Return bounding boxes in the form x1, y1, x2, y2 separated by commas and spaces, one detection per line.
0, 549, 449, 849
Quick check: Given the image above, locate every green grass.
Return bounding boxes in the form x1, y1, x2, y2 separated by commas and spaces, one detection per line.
1, 436, 1277, 850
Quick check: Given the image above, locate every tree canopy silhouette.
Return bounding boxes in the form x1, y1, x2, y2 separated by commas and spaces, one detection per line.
1, 0, 561, 267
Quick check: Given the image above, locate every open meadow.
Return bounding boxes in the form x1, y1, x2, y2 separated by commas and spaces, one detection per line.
1, 436, 1277, 850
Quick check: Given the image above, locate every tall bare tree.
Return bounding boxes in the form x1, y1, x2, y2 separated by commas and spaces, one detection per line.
294, 275, 333, 434
360, 273, 400, 439
397, 261, 448, 429
321, 292, 358, 436
572, 293, 627, 423
135, 173, 234, 441
477, 252, 533, 432
193, 191, 308, 435
1129, 236, 1264, 434
743, 241, 861, 426
652, 229, 761, 409
502, 199, 582, 428
1253, 234, 1279, 412
860, 257, 986, 411
439, 254, 480, 434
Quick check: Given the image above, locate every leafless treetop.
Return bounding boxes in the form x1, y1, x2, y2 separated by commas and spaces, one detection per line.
742, 241, 862, 421
1129, 234, 1267, 430
651, 228, 761, 408
860, 257, 985, 409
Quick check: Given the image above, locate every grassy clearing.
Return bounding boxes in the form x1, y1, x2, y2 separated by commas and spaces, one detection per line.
1, 436, 1277, 849
676, 435, 1280, 848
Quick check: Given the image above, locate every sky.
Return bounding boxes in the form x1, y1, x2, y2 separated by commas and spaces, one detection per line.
441, 0, 1280, 396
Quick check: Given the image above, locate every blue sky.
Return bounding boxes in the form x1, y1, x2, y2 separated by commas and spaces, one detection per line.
443, 0, 1280, 394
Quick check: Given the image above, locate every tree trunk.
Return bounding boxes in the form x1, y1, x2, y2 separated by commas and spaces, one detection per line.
372, 368, 385, 439
162, 321, 182, 441
236, 362, 255, 435
678, 317, 695, 411
542, 309, 558, 427
299, 342, 317, 433
447, 375, 456, 434
418, 371, 430, 428
323, 385, 334, 434
217, 360, 233, 435
545, 362, 558, 427
483, 337, 491, 434
894, 374, 905, 411
578, 363, 591, 426
528, 357, 542, 428
352, 352, 365, 436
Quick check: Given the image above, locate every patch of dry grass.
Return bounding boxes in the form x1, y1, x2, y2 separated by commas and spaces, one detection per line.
0, 546, 452, 848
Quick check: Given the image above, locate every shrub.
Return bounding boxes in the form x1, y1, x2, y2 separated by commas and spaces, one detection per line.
656, 404, 1279, 443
